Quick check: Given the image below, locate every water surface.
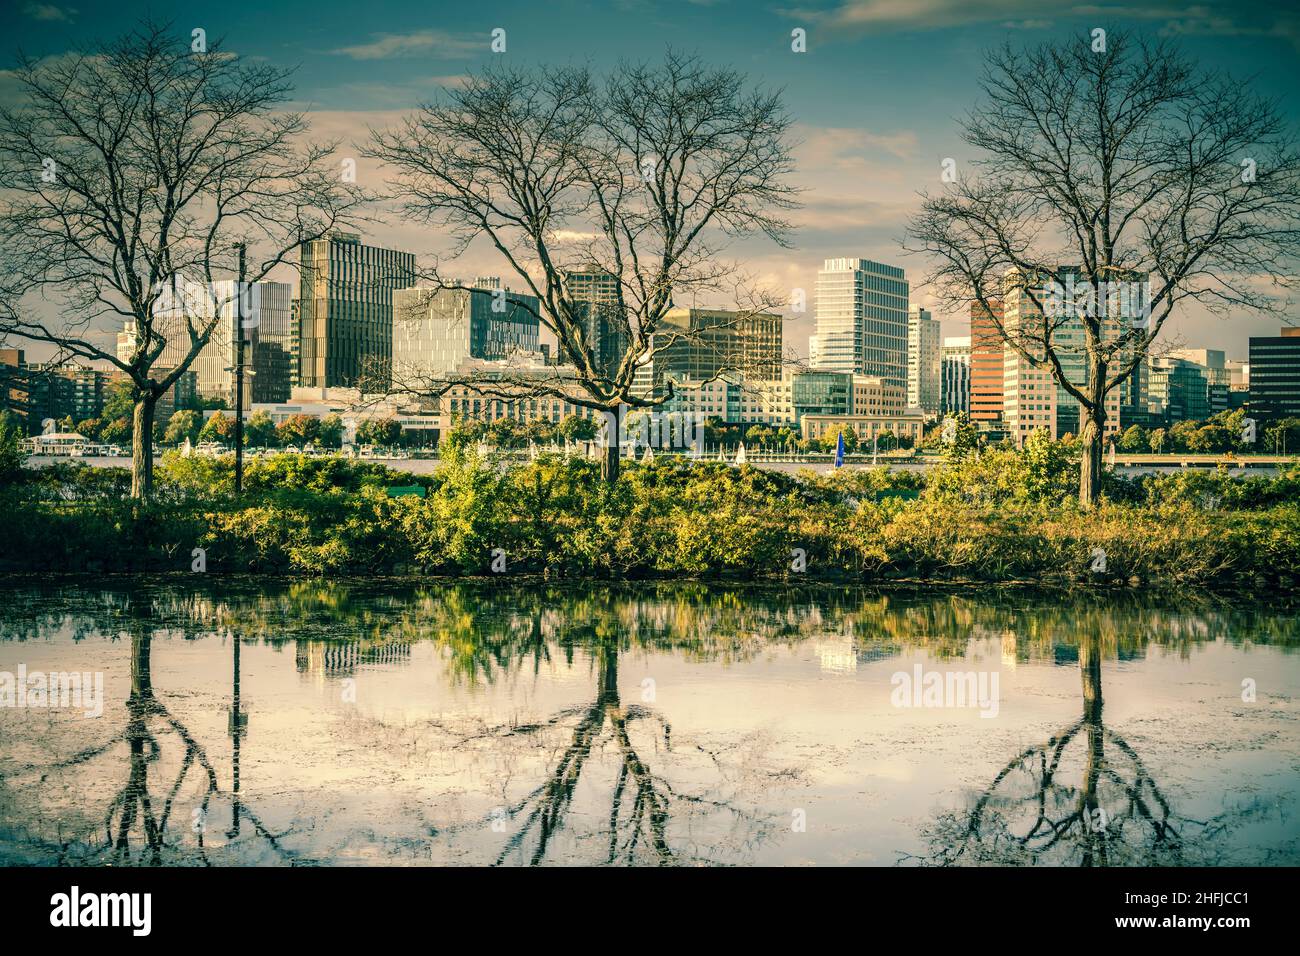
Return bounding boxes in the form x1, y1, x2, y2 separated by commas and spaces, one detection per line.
1, 579, 1296, 866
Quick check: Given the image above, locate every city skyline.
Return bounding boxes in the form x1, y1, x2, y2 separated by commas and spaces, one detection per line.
4, 1, 1298, 365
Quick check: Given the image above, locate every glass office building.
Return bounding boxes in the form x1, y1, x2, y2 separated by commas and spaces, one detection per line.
297, 232, 416, 390
647, 307, 783, 390
1248, 328, 1300, 421
392, 279, 541, 380
564, 266, 629, 378
810, 258, 909, 389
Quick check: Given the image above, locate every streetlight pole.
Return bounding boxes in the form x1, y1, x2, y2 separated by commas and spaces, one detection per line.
234, 243, 246, 496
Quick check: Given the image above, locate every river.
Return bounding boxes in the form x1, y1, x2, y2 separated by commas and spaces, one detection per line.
0, 579, 1296, 866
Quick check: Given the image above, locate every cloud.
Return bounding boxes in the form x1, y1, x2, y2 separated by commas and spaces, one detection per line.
778, 0, 1050, 32
797, 125, 920, 168
330, 30, 481, 61
23, 3, 77, 22
777, 1, 1300, 51
427, 74, 470, 90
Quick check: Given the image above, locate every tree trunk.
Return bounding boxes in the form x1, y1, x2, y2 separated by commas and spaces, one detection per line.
1078, 399, 1105, 508
131, 395, 156, 500
602, 409, 621, 484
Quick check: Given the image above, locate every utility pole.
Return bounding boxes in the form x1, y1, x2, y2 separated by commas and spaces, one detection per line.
234, 243, 246, 496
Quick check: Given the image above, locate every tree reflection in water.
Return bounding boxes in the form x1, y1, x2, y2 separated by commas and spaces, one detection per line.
486, 639, 779, 866
913, 634, 1277, 867
0, 596, 306, 865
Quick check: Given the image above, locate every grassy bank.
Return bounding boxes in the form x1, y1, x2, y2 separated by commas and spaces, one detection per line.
2, 438, 1298, 590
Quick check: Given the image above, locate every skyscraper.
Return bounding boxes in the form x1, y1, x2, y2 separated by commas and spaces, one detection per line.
140, 280, 293, 409
1000, 268, 1126, 444
197, 280, 293, 408
907, 305, 941, 414
297, 232, 416, 390
1167, 348, 1230, 416
1147, 355, 1210, 424
811, 258, 908, 389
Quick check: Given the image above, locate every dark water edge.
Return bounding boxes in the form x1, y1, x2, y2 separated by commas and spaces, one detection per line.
0, 569, 1294, 601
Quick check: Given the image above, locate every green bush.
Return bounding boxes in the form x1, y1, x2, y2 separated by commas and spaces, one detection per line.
2, 448, 1296, 590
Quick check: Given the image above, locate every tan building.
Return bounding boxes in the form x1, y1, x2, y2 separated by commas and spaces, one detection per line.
801, 411, 926, 444
1001, 268, 1123, 444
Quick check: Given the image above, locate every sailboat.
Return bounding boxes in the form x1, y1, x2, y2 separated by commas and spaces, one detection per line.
181, 436, 193, 458
642, 445, 654, 463
734, 442, 747, 465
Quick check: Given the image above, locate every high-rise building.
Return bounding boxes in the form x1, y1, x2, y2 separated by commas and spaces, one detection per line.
940, 336, 971, 416
564, 265, 628, 378
646, 307, 782, 390
297, 232, 416, 390
907, 305, 942, 415
23, 364, 110, 427
969, 300, 1004, 426
1248, 327, 1300, 421
198, 281, 293, 408
138, 280, 293, 409
392, 279, 541, 380
289, 297, 301, 389
0, 349, 32, 426
1001, 268, 1125, 444
1117, 356, 1150, 427
810, 258, 908, 388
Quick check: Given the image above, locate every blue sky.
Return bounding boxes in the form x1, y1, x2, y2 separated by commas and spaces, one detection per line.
8, 0, 1300, 358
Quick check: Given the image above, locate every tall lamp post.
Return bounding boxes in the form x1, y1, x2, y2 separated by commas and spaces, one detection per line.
233, 244, 247, 495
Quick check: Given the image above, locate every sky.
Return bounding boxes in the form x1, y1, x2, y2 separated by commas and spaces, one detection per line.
5, 0, 1300, 361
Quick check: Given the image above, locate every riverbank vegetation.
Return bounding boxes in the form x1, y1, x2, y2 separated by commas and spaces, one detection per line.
1, 430, 1297, 590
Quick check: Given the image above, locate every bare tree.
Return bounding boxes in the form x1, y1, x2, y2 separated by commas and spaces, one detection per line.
365, 52, 799, 482
0, 19, 364, 498
909, 30, 1300, 506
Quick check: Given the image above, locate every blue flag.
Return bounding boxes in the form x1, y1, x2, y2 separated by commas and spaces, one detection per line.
834, 431, 845, 468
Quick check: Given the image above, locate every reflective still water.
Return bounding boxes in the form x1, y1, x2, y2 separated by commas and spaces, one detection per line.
1, 579, 1297, 866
